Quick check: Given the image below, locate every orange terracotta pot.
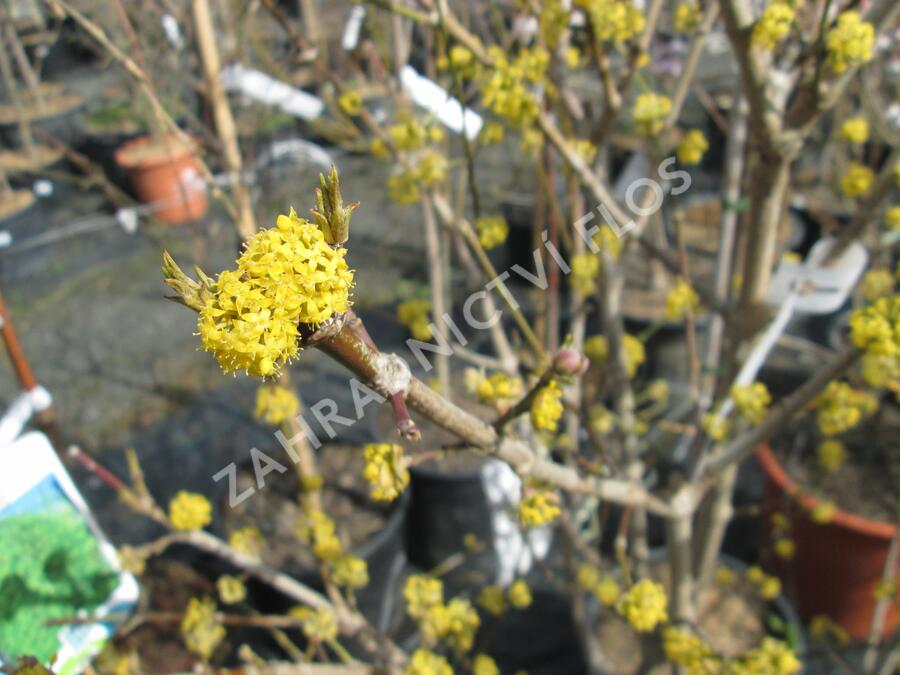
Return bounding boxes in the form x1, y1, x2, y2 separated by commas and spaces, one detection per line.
115, 135, 207, 225
756, 442, 898, 640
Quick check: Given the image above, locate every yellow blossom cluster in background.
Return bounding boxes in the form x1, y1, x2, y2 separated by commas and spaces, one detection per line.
840, 116, 869, 144
421, 598, 481, 654
518, 489, 561, 527
228, 526, 264, 556
633, 92, 672, 136
476, 215, 510, 250
860, 268, 894, 301
860, 352, 900, 393
826, 10, 875, 74
169, 491, 212, 532
673, 2, 702, 33
665, 278, 700, 320
180, 596, 225, 661
295, 509, 343, 561
814, 380, 877, 436
198, 209, 353, 376
570, 252, 601, 296
337, 90, 362, 116
751, 2, 794, 50
289, 606, 339, 642
817, 439, 846, 473
576, 563, 621, 606
477, 371, 524, 405
481, 46, 549, 127
702, 411, 731, 441
583, 334, 645, 377
746, 565, 781, 600
363, 442, 410, 502
731, 382, 771, 425
398, 298, 433, 341
332, 553, 369, 590
254, 384, 300, 425
575, 0, 646, 43
617, 579, 668, 632
850, 295, 900, 356
677, 129, 709, 166
217, 575, 246, 604
530, 380, 564, 431
841, 162, 875, 198
406, 649, 452, 675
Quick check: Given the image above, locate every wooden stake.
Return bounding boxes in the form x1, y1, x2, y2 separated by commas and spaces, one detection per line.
0, 31, 35, 156
4, 21, 45, 112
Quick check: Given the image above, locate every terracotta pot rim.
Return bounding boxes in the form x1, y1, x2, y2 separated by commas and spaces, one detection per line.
755, 442, 895, 540
115, 133, 198, 170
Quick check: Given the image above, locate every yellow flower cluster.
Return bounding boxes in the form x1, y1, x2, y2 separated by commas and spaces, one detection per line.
731, 382, 771, 425
817, 439, 846, 473
417, 150, 449, 186
332, 553, 369, 590
481, 46, 549, 127
295, 510, 343, 561
540, 0, 569, 49
751, 2, 794, 50
677, 129, 709, 166
674, 2, 702, 33
774, 537, 795, 560
398, 299, 433, 341
589, 404, 616, 435
746, 565, 781, 600
666, 278, 701, 319
477, 372, 525, 405
478, 121, 505, 145
477, 584, 506, 616
841, 162, 875, 198
811, 500, 837, 524
663, 626, 719, 673
814, 381, 877, 436
518, 490, 561, 527
530, 380, 564, 432
389, 114, 444, 152
181, 596, 225, 661
617, 579, 668, 632
508, 579, 532, 608
198, 209, 353, 376
473, 654, 499, 675
169, 491, 212, 532
860, 352, 900, 392
228, 526, 264, 556
217, 575, 247, 604
577, 564, 621, 606
633, 93, 672, 136
476, 215, 510, 250
405, 575, 445, 619
570, 252, 601, 297
736, 637, 801, 674
583, 334, 645, 377
363, 442, 410, 502
576, 0, 646, 43
438, 45, 481, 81
406, 649, 452, 675
254, 384, 299, 425
388, 170, 421, 205
826, 11, 875, 74
809, 614, 850, 645
840, 116, 869, 144
594, 225, 623, 259
886, 206, 900, 231
702, 412, 731, 441
421, 598, 481, 653
338, 90, 362, 116
290, 606, 339, 642
850, 295, 900, 356
572, 139, 598, 165
861, 268, 894, 302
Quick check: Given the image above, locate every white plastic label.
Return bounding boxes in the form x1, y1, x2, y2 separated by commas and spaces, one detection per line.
221, 64, 325, 121
399, 66, 483, 140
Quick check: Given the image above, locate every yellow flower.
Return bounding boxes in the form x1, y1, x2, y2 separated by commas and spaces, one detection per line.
826, 10, 875, 74
617, 579, 668, 632
576, 563, 600, 591
478, 585, 507, 616
254, 384, 299, 426
575, 0, 645, 42
677, 129, 709, 166
332, 554, 369, 590
663, 626, 719, 672
290, 606, 339, 642
810, 614, 850, 645
714, 565, 735, 586
841, 162, 875, 198
751, 2, 794, 50
702, 412, 731, 441
594, 225, 623, 259
338, 90, 362, 116
217, 575, 246, 604
860, 352, 900, 392
363, 442, 410, 502
388, 170, 421, 205
873, 579, 897, 601
478, 121, 505, 145
814, 381, 877, 436
739, 637, 801, 674
774, 538, 796, 560
442, 44, 480, 80
531, 380, 564, 432
388, 114, 431, 151
398, 298, 433, 341
228, 526, 264, 556
169, 491, 212, 531
181, 597, 225, 661
473, 654, 499, 675
850, 295, 900, 356
810, 500, 837, 524
746, 565, 765, 584
817, 440, 845, 473
570, 252, 601, 297
295, 510, 344, 561
886, 206, 900, 231
476, 215, 510, 250
421, 599, 480, 653
198, 209, 353, 376
759, 576, 782, 600
571, 138, 598, 165
406, 649, 453, 675
477, 372, 524, 405
665, 278, 701, 319
566, 47, 581, 69
861, 269, 894, 301
417, 151, 449, 186
481, 47, 548, 127
595, 576, 621, 606
731, 382, 771, 425
633, 93, 672, 136
371, 137, 391, 158
674, 2, 702, 33
582, 334, 645, 376
405, 575, 444, 619
507, 579, 532, 609
518, 490, 561, 527
840, 116, 869, 144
